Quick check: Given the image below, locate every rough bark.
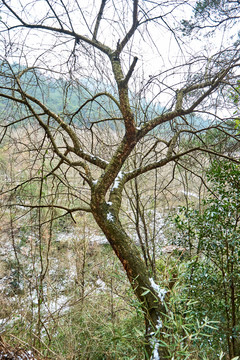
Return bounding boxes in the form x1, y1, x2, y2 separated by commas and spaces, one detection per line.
91, 193, 169, 359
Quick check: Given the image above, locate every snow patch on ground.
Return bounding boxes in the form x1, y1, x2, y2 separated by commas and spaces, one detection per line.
46, 294, 70, 314
181, 190, 198, 198
89, 234, 108, 245
95, 279, 106, 291
125, 210, 168, 254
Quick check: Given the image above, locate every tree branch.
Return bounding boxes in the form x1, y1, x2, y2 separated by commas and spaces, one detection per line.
92, 0, 107, 40
122, 56, 138, 86
125, 147, 240, 182
70, 92, 121, 120
117, 0, 139, 53
7, 203, 91, 213
1, 0, 113, 55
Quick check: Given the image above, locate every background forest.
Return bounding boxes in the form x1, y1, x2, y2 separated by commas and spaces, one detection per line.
0, 1, 240, 359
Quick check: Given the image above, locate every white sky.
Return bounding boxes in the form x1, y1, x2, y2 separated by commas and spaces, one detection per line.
0, 0, 230, 70
0, 0, 238, 115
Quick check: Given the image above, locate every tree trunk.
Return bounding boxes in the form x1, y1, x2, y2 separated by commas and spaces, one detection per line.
144, 310, 169, 360
91, 199, 169, 359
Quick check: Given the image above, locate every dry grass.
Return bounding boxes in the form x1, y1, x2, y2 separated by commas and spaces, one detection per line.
0, 336, 49, 360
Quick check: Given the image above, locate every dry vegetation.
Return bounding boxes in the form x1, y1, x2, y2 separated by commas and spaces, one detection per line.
0, 126, 207, 359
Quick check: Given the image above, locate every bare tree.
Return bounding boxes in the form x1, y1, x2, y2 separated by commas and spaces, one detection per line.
0, 1, 240, 358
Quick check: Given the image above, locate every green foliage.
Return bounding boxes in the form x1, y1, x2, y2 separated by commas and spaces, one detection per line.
172, 160, 240, 358
180, 0, 240, 37
49, 307, 144, 359
153, 256, 219, 358
194, 0, 222, 16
